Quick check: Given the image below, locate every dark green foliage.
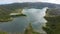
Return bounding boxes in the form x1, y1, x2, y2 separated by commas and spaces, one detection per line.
43, 27, 53, 34
43, 9, 60, 34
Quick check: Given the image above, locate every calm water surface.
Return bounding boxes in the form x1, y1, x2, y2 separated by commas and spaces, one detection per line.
0, 7, 48, 33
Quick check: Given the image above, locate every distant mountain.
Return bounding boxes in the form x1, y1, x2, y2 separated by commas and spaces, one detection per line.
0, 2, 60, 9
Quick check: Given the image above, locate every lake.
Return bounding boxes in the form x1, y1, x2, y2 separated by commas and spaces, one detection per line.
0, 7, 48, 34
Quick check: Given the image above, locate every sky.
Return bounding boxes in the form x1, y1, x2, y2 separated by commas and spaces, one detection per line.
0, 0, 60, 4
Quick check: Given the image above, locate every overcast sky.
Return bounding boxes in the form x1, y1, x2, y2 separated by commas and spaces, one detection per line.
0, 0, 60, 4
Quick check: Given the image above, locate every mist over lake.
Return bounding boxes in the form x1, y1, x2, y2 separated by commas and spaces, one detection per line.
0, 7, 48, 33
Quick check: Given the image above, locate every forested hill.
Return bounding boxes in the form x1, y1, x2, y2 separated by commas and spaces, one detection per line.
0, 2, 60, 9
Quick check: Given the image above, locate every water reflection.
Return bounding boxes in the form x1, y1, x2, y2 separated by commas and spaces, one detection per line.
0, 7, 47, 33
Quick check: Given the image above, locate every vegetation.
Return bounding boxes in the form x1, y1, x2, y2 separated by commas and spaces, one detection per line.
24, 23, 40, 34
0, 8, 24, 22
43, 8, 60, 34
46, 8, 60, 17
0, 31, 8, 34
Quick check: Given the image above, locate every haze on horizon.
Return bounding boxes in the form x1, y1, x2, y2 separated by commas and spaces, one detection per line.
0, 0, 60, 4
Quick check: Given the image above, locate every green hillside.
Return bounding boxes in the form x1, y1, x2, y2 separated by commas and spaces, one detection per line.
43, 8, 60, 34
0, 8, 23, 22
